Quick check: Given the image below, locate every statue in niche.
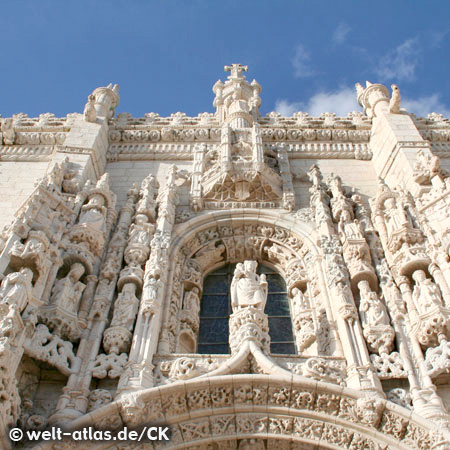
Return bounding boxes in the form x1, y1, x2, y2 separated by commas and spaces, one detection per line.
0, 267, 33, 313
358, 280, 391, 328
183, 287, 200, 316
383, 197, 411, 236
291, 287, 310, 314
110, 283, 139, 330
51, 263, 86, 314
338, 210, 364, 241
78, 194, 107, 232
230, 261, 268, 311
412, 270, 444, 315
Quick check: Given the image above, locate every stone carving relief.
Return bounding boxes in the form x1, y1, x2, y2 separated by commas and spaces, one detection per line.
188, 66, 295, 211
290, 287, 316, 352
410, 269, 450, 348
423, 339, 450, 378
358, 280, 395, 355
229, 261, 270, 354
83, 95, 97, 123
24, 324, 78, 375
1, 66, 450, 448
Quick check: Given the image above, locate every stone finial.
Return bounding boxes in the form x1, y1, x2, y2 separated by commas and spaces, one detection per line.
224, 63, 248, 80
213, 64, 260, 127
90, 83, 120, 120
355, 81, 390, 118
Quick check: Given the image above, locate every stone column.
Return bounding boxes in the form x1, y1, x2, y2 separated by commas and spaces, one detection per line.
117, 165, 182, 395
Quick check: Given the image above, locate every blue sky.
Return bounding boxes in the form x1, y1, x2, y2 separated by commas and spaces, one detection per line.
1, 1, 449, 119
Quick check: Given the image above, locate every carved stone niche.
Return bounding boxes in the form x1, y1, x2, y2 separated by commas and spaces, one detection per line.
183, 258, 202, 291
9, 230, 50, 282
39, 258, 90, 341
284, 259, 308, 295
357, 280, 395, 355
176, 259, 203, 353
68, 175, 115, 258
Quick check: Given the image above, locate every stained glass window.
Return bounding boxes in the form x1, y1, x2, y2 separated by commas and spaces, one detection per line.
197, 263, 296, 355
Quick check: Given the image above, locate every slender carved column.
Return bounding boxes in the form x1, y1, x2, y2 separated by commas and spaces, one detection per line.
77, 275, 98, 322
49, 190, 135, 424
103, 175, 157, 356
308, 166, 382, 394
118, 165, 183, 395
190, 143, 206, 211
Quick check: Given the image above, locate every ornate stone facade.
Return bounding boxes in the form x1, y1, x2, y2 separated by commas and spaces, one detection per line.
0, 66, 449, 449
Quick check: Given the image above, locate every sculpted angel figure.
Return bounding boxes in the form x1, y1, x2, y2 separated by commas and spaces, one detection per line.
230, 261, 268, 311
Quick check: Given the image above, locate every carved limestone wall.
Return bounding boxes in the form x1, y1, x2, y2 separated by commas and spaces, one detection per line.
0, 69, 448, 448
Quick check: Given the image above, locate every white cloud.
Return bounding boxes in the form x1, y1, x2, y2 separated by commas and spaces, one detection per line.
429, 28, 449, 48
403, 94, 450, 117
375, 38, 420, 81
333, 22, 351, 45
292, 44, 315, 78
275, 86, 361, 117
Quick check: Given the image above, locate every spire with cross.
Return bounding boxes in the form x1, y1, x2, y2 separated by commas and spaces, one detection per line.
224, 64, 248, 80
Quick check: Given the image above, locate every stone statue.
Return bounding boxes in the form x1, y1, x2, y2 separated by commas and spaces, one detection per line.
183, 287, 200, 316
141, 276, 163, 315
291, 287, 309, 315
0, 268, 33, 313
412, 270, 444, 315
230, 261, 268, 311
78, 194, 107, 232
338, 210, 364, 241
358, 280, 390, 328
128, 215, 153, 246
383, 197, 410, 236
110, 283, 139, 330
389, 84, 401, 114
51, 263, 86, 314
83, 95, 97, 123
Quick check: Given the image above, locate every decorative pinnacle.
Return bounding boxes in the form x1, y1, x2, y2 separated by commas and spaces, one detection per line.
224, 64, 248, 79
